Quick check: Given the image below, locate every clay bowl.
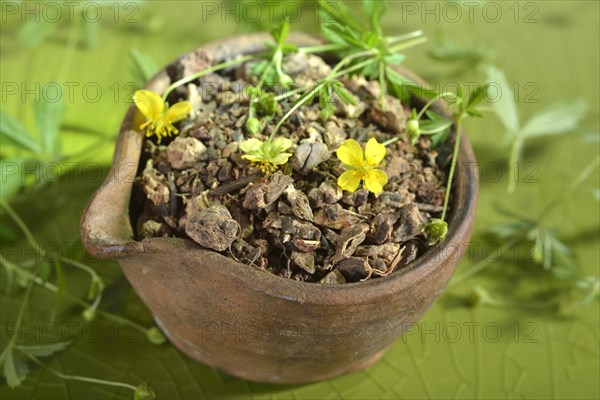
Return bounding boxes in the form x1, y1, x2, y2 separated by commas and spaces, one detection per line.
80, 33, 478, 384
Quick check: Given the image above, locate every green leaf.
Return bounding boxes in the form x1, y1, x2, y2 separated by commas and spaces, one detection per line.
467, 83, 491, 109
134, 383, 156, 400
270, 20, 290, 46
1, 348, 29, 388
33, 93, 65, 158
420, 118, 453, 135
17, 19, 57, 48
430, 127, 452, 148
384, 53, 405, 65
332, 82, 357, 105
0, 159, 28, 201
0, 111, 42, 154
321, 24, 351, 47
130, 48, 160, 83
363, 0, 386, 33
82, 19, 99, 49
429, 35, 490, 65
319, 0, 364, 33
522, 100, 588, 138
486, 66, 520, 134
15, 341, 71, 358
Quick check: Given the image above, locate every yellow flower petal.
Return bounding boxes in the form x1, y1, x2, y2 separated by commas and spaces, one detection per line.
164, 101, 192, 123
270, 137, 293, 153
240, 138, 263, 153
364, 138, 386, 166
363, 169, 388, 194
336, 139, 364, 167
241, 154, 261, 162
133, 90, 164, 120
338, 170, 362, 193
270, 152, 293, 165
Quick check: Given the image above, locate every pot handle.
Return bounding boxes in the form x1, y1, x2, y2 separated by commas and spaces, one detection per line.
80, 115, 144, 260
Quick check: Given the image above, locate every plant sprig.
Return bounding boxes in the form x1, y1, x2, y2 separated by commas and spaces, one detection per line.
486, 66, 588, 193
318, 0, 426, 109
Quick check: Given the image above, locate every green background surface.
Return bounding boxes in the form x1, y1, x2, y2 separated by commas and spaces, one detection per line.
1, 1, 599, 399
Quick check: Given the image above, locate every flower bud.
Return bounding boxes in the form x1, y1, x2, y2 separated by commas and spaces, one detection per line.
82, 308, 96, 322
245, 117, 261, 135
423, 218, 448, 245
146, 327, 166, 345
134, 384, 156, 400
406, 118, 421, 145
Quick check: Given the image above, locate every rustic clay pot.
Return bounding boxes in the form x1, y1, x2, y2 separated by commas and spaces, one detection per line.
80, 33, 478, 384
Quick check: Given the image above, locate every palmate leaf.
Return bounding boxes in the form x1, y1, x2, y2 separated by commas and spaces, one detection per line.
522, 99, 588, 138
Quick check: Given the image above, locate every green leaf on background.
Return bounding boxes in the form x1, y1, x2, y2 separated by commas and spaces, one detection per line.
130, 48, 160, 83
15, 342, 71, 358
0, 159, 27, 201
522, 100, 588, 138
319, 0, 364, 33
33, 93, 65, 158
363, 0, 386, 34
17, 20, 58, 48
134, 383, 156, 400
429, 35, 491, 65
420, 118, 452, 135
486, 65, 520, 134
82, 19, 99, 49
53, 260, 66, 306
466, 83, 490, 111
0, 112, 42, 154
1, 349, 29, 388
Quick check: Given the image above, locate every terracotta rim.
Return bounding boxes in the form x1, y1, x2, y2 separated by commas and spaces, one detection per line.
81, 32, 478, 304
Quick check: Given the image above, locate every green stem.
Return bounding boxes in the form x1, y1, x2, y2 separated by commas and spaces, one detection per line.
274, 58, 376, 102
441, 114, 465, 221
507, 137, 523, 194
536, 154, 600, 221
378, 61, 386, 109
298, 43, 347, 54
0, 256, 150, 337
0, 200, 103, 298
478, 292, 560, 309
269, 83, 324, 141
6, 276, 35, 348
27, 355, 138, 392
416, 92, 459, 120
328, 50, 374, 78
162, 55, 254, 101
449, 240, 518, 285
57, 13, 80, 83
386, 30, 425, 45
388, 36, 428, 53
382, 91, 459, 147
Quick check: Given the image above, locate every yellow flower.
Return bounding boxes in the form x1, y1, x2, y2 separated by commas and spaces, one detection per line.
240, 137, 293, 174
336, 138, 388, 194
133, 90, 192, 143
